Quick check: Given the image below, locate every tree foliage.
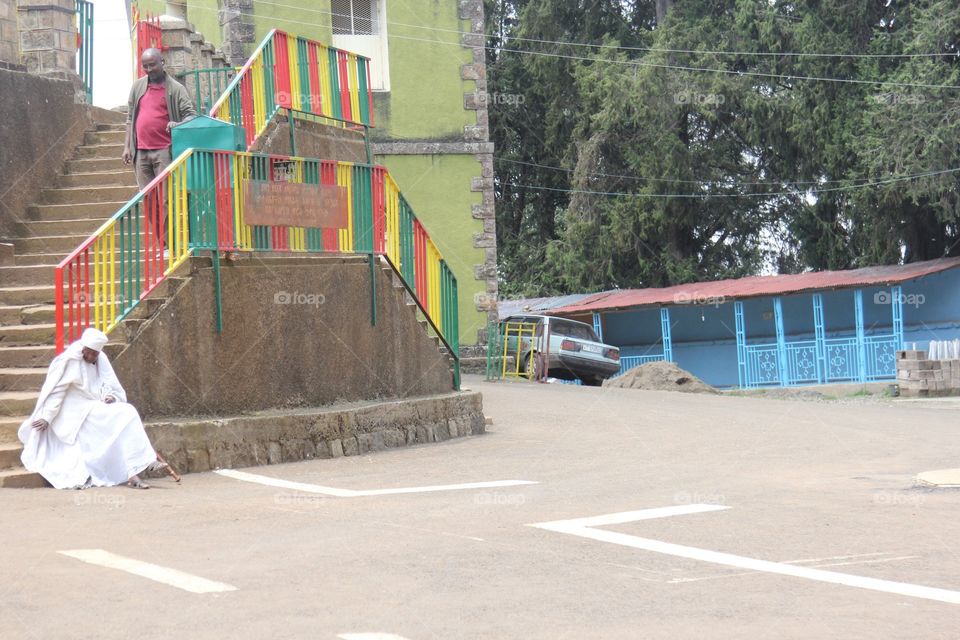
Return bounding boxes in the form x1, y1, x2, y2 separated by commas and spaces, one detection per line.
486, 0, 960, 296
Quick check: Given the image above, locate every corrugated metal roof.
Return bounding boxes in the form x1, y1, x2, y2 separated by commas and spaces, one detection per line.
498, 293, 597, 319
550, 257, 960, 315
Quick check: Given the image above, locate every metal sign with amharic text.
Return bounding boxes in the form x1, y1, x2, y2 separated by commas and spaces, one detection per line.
242, 180, 349, 229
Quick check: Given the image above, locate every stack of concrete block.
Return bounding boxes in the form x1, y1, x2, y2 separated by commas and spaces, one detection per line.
896, 350, 960, 397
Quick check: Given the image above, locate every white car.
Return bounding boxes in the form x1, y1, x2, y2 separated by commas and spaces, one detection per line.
501, 314, 621, 385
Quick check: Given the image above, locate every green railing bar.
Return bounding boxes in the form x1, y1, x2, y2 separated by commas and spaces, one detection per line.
288, 109, 297, 156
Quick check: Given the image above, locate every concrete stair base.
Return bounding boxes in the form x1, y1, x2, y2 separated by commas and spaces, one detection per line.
1, 390, 484, 489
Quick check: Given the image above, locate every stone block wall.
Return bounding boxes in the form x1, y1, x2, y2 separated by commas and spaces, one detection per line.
16, 0, 76, 77
157, 17, 228, 76
0, 0, 20, 68
896, 350, 960, 397
0, 68, 95, 237
146, 391, 485, 476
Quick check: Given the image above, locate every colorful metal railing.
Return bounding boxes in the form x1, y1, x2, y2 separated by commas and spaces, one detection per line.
54, 149, 459, 385
56, 150, 193, 351
209, 29, 374, 149
177, 67, 238, 116
75, 0, 94, 103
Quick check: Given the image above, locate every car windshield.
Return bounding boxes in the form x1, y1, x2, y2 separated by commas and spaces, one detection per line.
550, 319, 599, 341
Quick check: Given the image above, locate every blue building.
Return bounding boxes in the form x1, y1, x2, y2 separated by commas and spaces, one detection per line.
547, 258, 960, 389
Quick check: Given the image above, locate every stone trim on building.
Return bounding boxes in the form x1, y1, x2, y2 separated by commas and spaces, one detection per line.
372, 142, 493, 155
459, 0, 497, 346
219, 0, 255, 66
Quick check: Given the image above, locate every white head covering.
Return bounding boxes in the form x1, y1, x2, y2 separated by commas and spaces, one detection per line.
79, 328, 109, 352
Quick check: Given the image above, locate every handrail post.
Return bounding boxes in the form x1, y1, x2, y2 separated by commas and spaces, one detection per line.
213, 249, 223, 332
288, 109, 297, 156
55, 266, 64, 353
364, 125, 372, 164
369, 252, 377, 326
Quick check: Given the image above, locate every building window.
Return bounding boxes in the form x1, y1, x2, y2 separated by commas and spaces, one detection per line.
331, 0, 390, 91
332, 0, 378, 36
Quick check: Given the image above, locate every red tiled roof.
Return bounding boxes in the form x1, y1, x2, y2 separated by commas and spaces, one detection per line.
551, 257, 960, 315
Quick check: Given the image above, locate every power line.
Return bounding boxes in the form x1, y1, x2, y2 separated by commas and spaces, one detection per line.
504, 167, 960, 199
244, 0, 954, 60
495, 157, 905, 187
481, 43, 960, 91
171, 3, 960, 91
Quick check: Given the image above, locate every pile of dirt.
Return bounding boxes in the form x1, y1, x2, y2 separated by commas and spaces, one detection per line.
602, 361, 718, 394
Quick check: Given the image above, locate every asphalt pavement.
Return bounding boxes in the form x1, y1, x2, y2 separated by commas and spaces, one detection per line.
1, 375, 958, 639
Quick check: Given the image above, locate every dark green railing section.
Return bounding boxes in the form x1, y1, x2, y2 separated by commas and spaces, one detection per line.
75, 0, 93, 103
177, 67, 238, 116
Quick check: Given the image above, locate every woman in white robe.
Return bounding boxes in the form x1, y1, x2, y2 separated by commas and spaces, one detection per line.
18, 329, 160, 489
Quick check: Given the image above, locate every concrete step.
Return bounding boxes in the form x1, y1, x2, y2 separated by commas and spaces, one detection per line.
0, 305, 24, 325
0, 286, 55, 306
65, 157, 128, 174
26, 201, 127, 221
16, 217, 109, 237
84, 130, 126, 146
90, 107, 126, 126
39, 185, 136, 206
21, 306, 55, 325
96, 122, 126, 132
0, 305, 54, 325
59, 171, 137, 189
0, 368, 47, 392
0, 443, 23, 470
0, 345, 55, 368
0, 468, 48, 489
0, 392, 38, 416
0, 323, 55, 345
0, 417, 24, 444
15, 234, 95, 254
0, 265, 55, 286
74, 143, 125, 160
15, 253, 64, 266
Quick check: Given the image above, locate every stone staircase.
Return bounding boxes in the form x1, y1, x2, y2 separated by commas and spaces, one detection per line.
0, 109, 137, 487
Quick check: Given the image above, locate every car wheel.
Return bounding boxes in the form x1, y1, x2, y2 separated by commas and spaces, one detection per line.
581, 375, 603, 387
522, 351, 542, 379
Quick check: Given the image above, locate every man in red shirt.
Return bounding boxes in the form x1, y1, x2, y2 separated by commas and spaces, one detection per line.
122, 48, 196, 190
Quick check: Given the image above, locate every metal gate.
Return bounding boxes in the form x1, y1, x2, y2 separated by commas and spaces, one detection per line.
75, 0, 93, 102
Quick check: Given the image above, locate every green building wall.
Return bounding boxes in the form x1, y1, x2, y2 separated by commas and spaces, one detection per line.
378, 154, 485, 342
374, 4, 474, 140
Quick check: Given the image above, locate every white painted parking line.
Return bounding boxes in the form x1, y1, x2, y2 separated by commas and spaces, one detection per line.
58, 549, 238, 594
338, 634, 411, 640
669, 555, 922, 584
215, 469, 537, 497
529, 505, 960, 604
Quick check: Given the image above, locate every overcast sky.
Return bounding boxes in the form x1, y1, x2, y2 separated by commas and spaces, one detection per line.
91, 0, 133, 109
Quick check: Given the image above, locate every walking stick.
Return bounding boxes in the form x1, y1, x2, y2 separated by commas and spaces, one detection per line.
155, 452, 181, 483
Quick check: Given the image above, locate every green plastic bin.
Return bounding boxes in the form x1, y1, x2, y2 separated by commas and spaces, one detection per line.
171, 115, 246, 158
